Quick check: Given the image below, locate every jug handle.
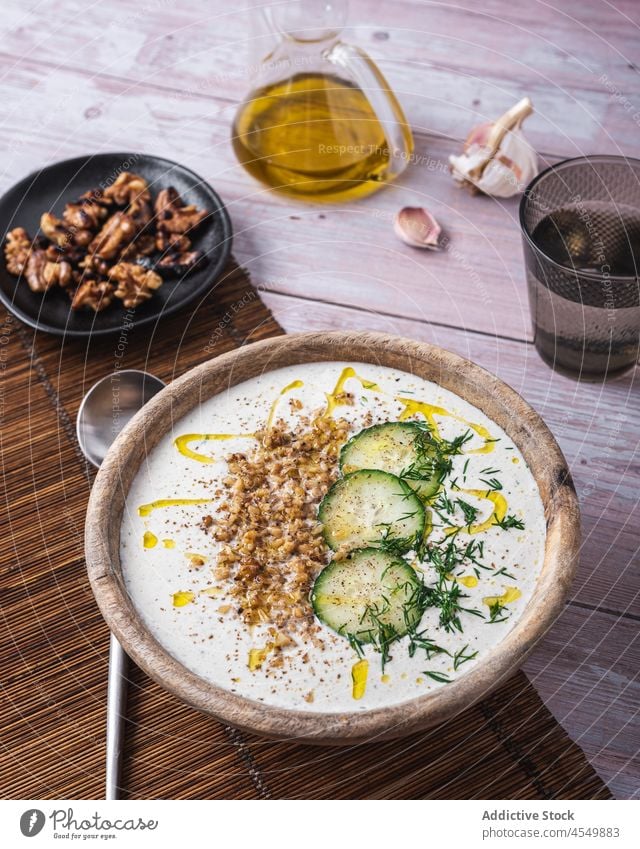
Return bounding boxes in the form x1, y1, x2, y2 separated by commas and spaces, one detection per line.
326, 42, 413, 179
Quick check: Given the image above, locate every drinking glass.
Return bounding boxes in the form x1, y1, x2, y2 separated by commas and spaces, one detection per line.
520, 155, 640, 379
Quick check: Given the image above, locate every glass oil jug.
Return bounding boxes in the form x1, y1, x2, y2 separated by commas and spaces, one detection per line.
232, 0, 414, 202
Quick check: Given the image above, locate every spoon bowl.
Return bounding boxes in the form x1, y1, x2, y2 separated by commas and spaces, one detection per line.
77, 370, 166, 468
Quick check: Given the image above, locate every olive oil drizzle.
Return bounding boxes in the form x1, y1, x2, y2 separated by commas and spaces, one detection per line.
173, 380, 304, 463
448, 573, 479, 588
444, 489, 508, 536
397, 398, 495, 455
351, 658, 369, 699
323, 368, 495, 455
483, 586, 522, 607
173, 433, 249, 464
265, 379, 304, 430
173, 368, 495, 466
324, 367, 380, 415
137, 498, 211, 517
143, 530, 158, 549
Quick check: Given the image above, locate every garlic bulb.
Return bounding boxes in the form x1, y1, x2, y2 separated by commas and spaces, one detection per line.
449, 97, 538, 198
394, 207, 442, 249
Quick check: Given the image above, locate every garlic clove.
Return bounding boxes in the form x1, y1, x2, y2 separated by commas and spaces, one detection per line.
463, 121, 493, 151
394, 207, 442, 250
449, 97, 538, 197
474, 128, 538, 198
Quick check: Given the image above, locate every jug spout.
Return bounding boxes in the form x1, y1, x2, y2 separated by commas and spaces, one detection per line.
265, 0, 349, 44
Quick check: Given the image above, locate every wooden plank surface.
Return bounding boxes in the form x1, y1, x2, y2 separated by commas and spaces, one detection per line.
0, 0, 638, 799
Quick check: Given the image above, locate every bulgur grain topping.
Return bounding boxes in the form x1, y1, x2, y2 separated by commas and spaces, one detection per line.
209, 414, 350, 630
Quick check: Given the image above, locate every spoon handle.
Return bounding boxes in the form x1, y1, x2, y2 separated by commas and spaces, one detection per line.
105, 633, 128, 800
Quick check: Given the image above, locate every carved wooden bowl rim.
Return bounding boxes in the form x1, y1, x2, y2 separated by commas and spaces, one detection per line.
85, 332, 580, 744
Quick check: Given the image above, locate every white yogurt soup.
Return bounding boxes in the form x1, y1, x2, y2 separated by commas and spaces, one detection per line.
120, 361, 546, 712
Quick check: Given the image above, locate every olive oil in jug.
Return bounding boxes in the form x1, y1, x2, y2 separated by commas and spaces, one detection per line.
231, 2, 413, 202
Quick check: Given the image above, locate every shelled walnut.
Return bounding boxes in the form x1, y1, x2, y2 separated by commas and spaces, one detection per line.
155, 187, 207, 234
3, 171, 211, 314
88, 212, 137, 260
109, 262, 163, 308
70, 278, 115, 312
4, 227, 31, 276
104, 172, 151, 206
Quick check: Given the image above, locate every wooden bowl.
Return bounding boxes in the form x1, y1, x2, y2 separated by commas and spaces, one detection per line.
86, 332, 580, 744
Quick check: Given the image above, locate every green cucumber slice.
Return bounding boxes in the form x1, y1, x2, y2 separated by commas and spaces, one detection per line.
339, 422, 441, 500
318, 469, 425, 553
311, 548, 424, 643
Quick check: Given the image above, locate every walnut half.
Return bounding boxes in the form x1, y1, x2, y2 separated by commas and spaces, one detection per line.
88, 212, 137, 260
103, 172, 151, 207
70, 279, 115, 312
40, 213, 70, 248
109, 262, 163, 308
154, 186, 207, 235
4, 227, 32, 276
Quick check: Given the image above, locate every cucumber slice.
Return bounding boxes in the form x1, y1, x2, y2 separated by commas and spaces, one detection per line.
339, 422, 441, 500
318, 469, 425, 553
311, 548, 424, 643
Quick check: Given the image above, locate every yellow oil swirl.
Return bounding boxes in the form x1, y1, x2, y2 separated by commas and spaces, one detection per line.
351, 658, 369, 699
458, 574, 479, 588
444, 489, 507, 536
137, 498, 211, 517
397, 398, 495, 454
248, 646, 271, 671
162, 539, 175, 549
173, 432, 250, 464
173, 380, 303, 461
172, 591, 195, 607
324, 367, 379, 416
142, 530, 158, 549
265, 379, 304, 429
483, 586, 522, 607
446, 573, 479, 588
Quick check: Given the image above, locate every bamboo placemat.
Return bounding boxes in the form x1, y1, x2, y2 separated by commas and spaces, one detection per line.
0, 264, 611, 800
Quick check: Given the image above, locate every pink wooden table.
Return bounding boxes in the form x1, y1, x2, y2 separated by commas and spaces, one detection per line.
1, 0, 638, 797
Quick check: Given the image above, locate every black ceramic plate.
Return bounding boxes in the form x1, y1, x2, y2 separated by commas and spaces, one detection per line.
0, 153, 232, 337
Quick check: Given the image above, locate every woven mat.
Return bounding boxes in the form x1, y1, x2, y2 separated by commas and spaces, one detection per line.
0, 264, 611, 800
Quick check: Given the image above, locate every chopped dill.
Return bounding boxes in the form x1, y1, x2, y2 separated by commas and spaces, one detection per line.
456, 498, 479, 526
347, 632, 365, 658
480, 477, 503, 491
423, 670, 451, 683
486, 600, 510, 624
374, 523, 422, 557
407, 628, 450, 661
494, 514, 525, 530
453, 644, 479, 671
422, 574, 484, 633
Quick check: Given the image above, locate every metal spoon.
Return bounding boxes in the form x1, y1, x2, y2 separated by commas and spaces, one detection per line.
77, 369, 165, 800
